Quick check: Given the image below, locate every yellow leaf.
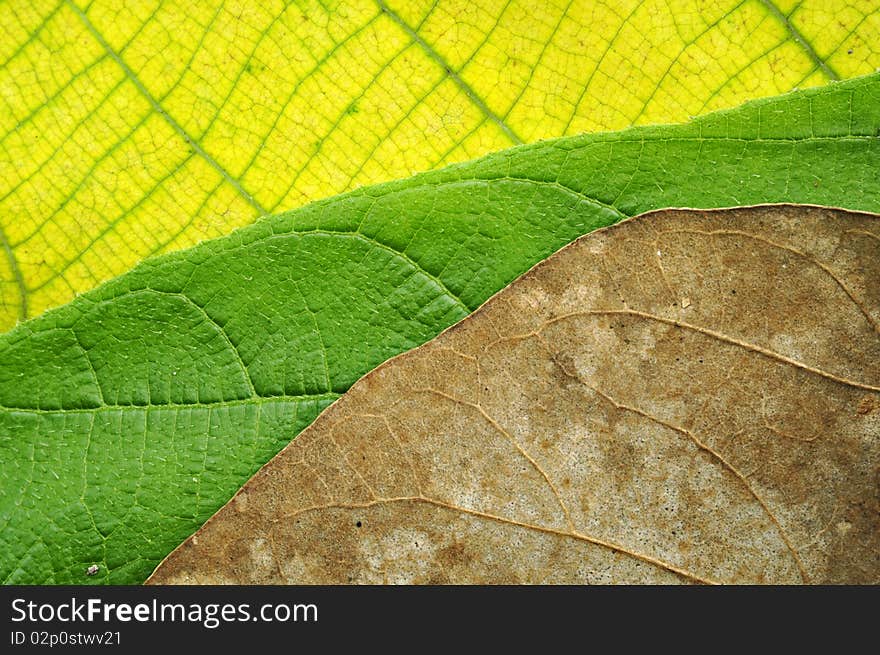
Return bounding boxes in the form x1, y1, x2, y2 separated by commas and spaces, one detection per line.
1, 0, 877, 331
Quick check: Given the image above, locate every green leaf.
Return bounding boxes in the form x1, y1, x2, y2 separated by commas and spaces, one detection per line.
2, 74, 879, 584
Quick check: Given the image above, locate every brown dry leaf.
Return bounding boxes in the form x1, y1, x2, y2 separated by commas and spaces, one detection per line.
148, 205, 880, 585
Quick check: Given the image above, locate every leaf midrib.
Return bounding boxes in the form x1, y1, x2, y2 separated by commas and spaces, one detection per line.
0, 392, 341, 415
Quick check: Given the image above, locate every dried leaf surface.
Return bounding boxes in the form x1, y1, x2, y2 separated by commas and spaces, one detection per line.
149, 205, 880, 584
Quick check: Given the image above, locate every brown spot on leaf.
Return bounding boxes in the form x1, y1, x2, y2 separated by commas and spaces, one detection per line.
857, 395, 875, 415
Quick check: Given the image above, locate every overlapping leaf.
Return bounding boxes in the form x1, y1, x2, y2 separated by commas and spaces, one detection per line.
1, 75, 879, 584
149, 205, 880, 585
2, 0, 879, 330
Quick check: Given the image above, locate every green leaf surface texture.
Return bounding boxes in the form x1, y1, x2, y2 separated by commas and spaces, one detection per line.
2, 73, 879, 584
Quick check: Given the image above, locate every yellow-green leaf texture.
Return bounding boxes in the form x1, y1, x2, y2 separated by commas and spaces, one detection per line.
1, 0, 878, 331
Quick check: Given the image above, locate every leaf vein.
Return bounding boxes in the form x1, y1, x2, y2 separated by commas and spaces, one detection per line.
63, 0, 268, 215
757, 0, 841, 80
374, 0, 523, 144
